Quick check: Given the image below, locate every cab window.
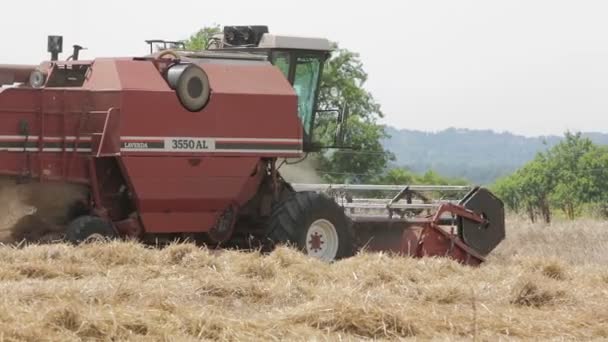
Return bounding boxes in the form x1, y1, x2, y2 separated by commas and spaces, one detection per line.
271, 51, 291, 78
293, 56, 321, 135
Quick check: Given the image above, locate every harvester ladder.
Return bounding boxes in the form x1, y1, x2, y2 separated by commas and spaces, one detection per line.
64, 91, 93, 179
89, 107, 118, 157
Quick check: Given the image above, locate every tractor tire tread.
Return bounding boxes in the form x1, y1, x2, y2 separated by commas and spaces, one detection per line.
266, 191, 355, 260
65, 216, 117, 244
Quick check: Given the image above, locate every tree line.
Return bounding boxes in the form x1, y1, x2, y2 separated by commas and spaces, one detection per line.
492, 132, 608, 222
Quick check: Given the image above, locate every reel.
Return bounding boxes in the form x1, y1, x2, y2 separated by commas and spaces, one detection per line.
458, 187, 506, 256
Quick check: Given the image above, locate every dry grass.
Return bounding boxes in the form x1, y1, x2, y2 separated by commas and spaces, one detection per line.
0, 216, 606, 341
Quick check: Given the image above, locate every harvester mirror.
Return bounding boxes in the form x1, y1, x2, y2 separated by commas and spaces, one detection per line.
166, 64, 211, 112
335, 103, 350, 147
311, 104, 350, 149
47, 36, 63, 61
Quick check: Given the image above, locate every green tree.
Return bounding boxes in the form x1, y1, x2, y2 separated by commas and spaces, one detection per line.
494, 151, 555, 223
317, 48, 381, 121
315, 46, 393, 183
517, 156, 553, 222
492, 132, 608, 222
578, 145, 608, 217
184, 25, 221, 50
382, 168, 416, 185
492, 176, 522, 213
545, 132, 595, 219
416, 170, 468, 186
380, 167, 468, 186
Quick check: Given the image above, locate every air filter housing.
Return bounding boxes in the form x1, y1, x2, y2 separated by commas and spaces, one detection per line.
166, 63, 211, 112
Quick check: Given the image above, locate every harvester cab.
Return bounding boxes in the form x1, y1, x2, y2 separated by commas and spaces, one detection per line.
0, 26, 505, 265
190, 25, 345, 151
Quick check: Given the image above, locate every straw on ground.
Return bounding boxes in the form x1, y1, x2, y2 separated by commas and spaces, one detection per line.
0, 216, 607, 341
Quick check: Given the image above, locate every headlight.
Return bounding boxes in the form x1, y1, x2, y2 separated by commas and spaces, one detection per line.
29, 70, 47, 88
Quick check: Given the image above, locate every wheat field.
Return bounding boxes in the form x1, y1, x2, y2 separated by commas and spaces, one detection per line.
0, 217, 606, 341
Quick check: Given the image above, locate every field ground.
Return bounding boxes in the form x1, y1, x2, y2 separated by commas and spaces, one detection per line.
0, 217, 607, 341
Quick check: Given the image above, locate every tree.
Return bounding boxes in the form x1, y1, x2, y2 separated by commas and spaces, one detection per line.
380, 167, 468, 186
315, 46, 393, 183
545, 132, 595, 219
493, 149, 555, 223
492, 176, 522, 213
517, 156, 553, 222
317, 48, 382, 121
577, 145, 608, 217
184, 25, 221, 50
492, 132, 608, 222
381, 168, 416, 185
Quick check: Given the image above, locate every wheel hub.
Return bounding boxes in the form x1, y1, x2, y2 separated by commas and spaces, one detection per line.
306, 219, 339, 261
308, 232, 324, 252
84, 233, 106, 243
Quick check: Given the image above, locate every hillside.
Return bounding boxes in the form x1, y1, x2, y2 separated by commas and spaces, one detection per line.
382, 127, 608, 185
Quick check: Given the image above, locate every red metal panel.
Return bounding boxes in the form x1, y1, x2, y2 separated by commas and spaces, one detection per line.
140, 212, 218, 234
411, 226, 483, 266
201, 63, 295, 96
116, 60, 302, 148
118, 94, 301, 140
120, 156, 264, 233
83, 59, 122, 90
115, 60, 171, 91
0, 88, 105, 183
0, 87, 39, 112
0, 151, 89, 183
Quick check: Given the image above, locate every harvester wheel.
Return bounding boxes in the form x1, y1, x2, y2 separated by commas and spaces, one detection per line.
65, 216, 116, 244
266, 191, 355, 262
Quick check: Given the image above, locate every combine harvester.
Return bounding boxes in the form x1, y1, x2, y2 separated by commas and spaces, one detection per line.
0, 26, 504, 265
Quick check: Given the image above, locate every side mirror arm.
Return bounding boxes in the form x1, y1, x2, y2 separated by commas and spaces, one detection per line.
335, 103, 349, 147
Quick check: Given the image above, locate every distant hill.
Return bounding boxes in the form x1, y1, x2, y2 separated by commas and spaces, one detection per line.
382, 127, 608, 185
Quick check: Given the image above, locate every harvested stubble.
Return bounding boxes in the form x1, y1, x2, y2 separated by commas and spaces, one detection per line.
0, 216, 607, 341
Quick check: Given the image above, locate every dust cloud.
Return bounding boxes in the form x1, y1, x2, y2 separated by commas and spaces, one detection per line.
0, 177, 88, 243
279, 158, 324, 184
0, 178, 36, 241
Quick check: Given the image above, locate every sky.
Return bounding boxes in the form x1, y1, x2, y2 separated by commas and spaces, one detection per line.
2, 0, 608, 137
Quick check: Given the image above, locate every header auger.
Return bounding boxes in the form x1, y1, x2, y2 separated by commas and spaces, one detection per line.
0, 26, 505, 264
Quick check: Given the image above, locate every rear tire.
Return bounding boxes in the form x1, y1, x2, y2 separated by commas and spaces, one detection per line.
65, 216, 117, 244
266, 191, 355, 262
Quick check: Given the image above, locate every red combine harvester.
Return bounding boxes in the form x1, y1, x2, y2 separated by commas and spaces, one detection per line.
0, 26, 505, 264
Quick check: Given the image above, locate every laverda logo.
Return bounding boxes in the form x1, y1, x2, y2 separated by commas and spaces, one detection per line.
124, 142, 149, 149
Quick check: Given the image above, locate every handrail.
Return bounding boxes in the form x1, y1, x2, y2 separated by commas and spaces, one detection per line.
96, 107, 116, 157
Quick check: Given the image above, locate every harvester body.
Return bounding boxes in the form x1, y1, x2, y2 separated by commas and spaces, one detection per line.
0, 26, 505, 264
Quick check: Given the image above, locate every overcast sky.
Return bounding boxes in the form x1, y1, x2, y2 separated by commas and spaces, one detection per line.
2, 0, 607, 137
